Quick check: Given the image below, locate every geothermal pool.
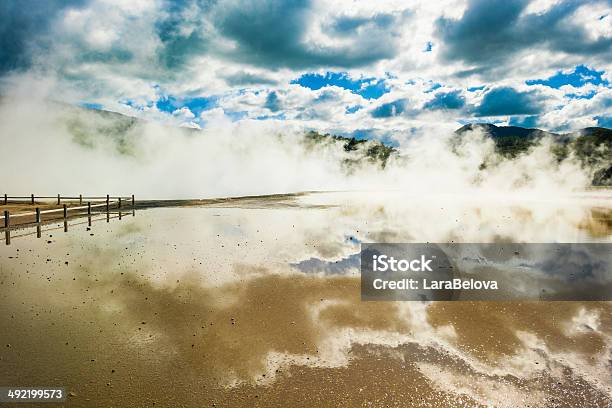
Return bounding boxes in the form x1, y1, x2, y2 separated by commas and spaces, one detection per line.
1, 192, 611, 407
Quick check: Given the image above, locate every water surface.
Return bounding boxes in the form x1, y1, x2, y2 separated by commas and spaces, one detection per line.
1, 192, 611, 407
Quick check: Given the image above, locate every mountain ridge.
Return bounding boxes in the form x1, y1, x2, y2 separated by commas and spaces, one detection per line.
48, 104, 612, 186
455, 123, 612, 186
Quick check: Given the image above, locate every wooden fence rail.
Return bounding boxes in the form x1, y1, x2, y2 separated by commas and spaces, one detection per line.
2, 194, 136, 245
3, 194, 133, 205
1, 194, 135, 224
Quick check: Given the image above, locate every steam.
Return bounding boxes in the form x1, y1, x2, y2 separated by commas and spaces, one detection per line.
0, 77, 592, 199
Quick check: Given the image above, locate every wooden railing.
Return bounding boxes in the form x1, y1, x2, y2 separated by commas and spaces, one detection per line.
1, 194, 135, 244
2, 194, 133, 206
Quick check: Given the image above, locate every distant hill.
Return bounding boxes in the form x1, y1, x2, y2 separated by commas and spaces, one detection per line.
304, 130, 396, 169
57, 103, 398, 169
456, 123, 612, 186
57, 104, 611, 186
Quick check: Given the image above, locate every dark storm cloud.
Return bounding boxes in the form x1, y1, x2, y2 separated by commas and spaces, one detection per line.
328, 13, 396, 35
213, 0, 400, 69
155, 0, 214, 70
222, 71, 278, 86
93, 0, 403, 75
371, 99, 408, 118
423, 90, 466, 110
265, 91, 281, 112
0, 0, 85, 74
436, 0, 612, 74
474, 87, 544, 117
314, 89, 340, 103
508, 115, 540, 128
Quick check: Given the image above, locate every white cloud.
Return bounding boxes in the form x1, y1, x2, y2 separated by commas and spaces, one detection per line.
523, 0, 562, 15
0, 0, 609, 135
570, 2, 612, 40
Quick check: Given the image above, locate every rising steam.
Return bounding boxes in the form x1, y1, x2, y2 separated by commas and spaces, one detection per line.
0, 78, 592, 199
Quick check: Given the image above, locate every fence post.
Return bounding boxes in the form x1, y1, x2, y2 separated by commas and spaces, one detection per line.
106, 195, 110, 212
36, 208, 41, 223
87, 202, 91, 215
132, 194, 135, 207
57, 194, 61, 205
3, 194, 6, 205
118, 197, 122, 209
31, 194, 34, 204
4, 210, 9, 245
79, 194, 82, 205
63, 204, 67, 219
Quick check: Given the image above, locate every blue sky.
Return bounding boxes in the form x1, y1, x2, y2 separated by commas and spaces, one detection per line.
526, 65, 608, 88
0, 0, 610, 141
291, 72, 390, 100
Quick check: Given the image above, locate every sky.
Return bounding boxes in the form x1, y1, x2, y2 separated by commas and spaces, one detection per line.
0, 0, 611, 143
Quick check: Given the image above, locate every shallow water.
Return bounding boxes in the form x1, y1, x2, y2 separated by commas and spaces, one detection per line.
1, 192, 611, 407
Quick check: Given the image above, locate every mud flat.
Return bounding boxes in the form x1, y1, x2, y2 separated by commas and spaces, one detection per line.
1, 191, 611, 407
